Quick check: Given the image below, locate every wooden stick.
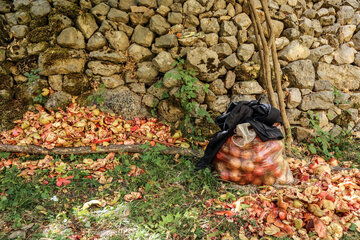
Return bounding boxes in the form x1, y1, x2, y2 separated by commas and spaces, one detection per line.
0, 144, 204, 158
248, 0, 278, 108
249, 9, 265, 73
261, 0, 293, 147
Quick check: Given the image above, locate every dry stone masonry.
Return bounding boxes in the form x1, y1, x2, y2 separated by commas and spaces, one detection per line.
1, 0, 360, 141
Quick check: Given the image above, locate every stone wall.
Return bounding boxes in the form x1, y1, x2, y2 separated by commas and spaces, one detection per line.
1, 0, 360, 140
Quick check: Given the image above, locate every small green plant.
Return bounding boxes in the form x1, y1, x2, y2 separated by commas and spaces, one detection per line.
34, 93, 47, 104
307, 110, 354, 160
333, 87, 350, 105
87, 83, 106, 106
25, 69, 40, 85
164, 59, 213, 134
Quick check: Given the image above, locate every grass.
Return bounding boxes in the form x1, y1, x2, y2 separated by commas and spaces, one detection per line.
1, 143, 360, 239
0, 145, 245, 239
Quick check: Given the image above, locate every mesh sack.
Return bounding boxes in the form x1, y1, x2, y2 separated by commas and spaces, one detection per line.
213, 128, 293, 185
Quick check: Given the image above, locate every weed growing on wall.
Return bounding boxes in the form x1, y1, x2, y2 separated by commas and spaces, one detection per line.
306, 110, 357, 161
87, 83, 106, 107
25, 69, 40, 86
164, 59, 214, 135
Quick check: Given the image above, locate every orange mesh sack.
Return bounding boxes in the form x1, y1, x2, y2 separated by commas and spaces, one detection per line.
213, 124, 293, 185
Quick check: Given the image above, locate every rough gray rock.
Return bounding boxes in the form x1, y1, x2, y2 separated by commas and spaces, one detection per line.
262, 20, 284, 38
279, 40, 310, 61
225, 71, 236, 89
128, 44, 152, 62
337, 6, 354, 25
45, 91, 72, 111
233, 13, 251, 30
183, 0, 205, 15
63, 73, 89, 95
87, 32, 107, 51
87, 61, 122, 76
150, 15, 170, 35
163, 69, 180, 88
314, 80, 333, 91
129, 83, 146, 94
142, 94, 159, 107
48, 75, 63, 91
158, 100, 184, 122
101, 75, 124, 89
136, 62, 159, 84
287, 88, 302, 108
39, 49, 86, 76
334, 44, 356, 64
220, 36, 238, 51
57, 27, 85, 49
14, 0, 31, 10
208, 95, 230, 113
210, 79, 227, 95
232, 81, 263, 95
107, 8, 129, 23
237, 44, 255, 61
91, 3, 111, 20
352, 30, 360, 51
222, 54, 240, 69
186, 47, 220, 74
317, 63, 360, 90
295, 126, 314, 142
89, 51, 127, 63
168, 12, 182, 24
200, 18, 220, 33
10, 25, 28, 39
105, 31, 129, 51
102, 87, 144, 119
283, 60, 315, 90
76, 13, 98, 39
27, 42, 49, 55
299, 91, 334, 110
152, 51, 175, 72
308, 45, 333, 62
286, 108, 302, 124
154, 34, 178, 48
204, 33, 219, 47
211, 43, 232, 58
132, 25, 154, 47
220, 21, 237, 36
30, 0, 51, 17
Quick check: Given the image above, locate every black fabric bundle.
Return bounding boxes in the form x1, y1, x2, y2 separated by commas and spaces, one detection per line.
195, 99, 284, 170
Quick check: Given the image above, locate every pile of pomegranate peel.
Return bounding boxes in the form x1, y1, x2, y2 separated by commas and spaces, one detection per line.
214, 156, 360, 240
0, 103, 194, 150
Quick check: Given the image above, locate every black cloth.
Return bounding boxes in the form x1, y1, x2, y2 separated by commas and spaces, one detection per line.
195, 99, 284, 170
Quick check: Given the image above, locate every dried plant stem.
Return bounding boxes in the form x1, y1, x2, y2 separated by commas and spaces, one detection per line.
248, 0, 278, 109
260, 0, 293, 147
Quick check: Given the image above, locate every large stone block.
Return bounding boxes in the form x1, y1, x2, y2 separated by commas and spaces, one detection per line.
39, 48, 86, 76
317, 63, 360, 90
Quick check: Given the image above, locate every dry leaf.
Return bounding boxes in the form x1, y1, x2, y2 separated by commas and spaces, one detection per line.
124, 192, 142, 202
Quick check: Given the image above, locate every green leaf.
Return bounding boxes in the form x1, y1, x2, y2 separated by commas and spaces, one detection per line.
309, 144, 317, 154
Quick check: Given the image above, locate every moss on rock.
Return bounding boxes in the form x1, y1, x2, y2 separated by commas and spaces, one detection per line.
0, 100, 27, 130
28, 26, 52, 43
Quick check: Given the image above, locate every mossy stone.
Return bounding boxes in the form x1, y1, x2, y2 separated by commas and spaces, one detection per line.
28, 26, 52, 43
0, 17, 10, 47
0, 100, 27, 130
63, 73, 89, 96
0, 75, 13, 89
53, 0, 81, 19
49, 13, 73, 34
29, 16, 48, 30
